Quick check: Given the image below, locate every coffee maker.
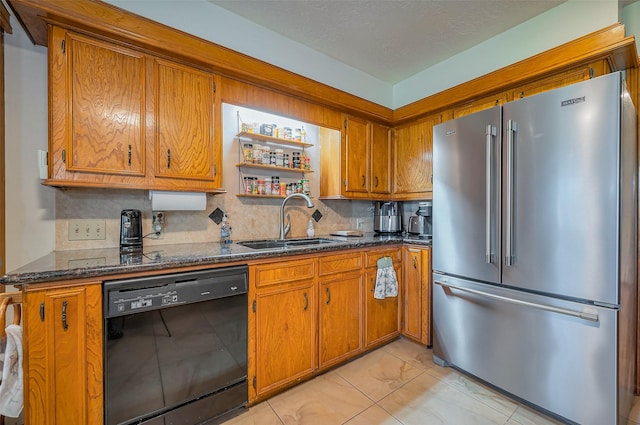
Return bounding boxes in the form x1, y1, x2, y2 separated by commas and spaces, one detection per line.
374, 201, 402, 233
408, 201, 432, 238
120, 209, 143, 252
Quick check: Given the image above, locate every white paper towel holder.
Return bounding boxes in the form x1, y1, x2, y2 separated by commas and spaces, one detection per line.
149, 191, 207, 211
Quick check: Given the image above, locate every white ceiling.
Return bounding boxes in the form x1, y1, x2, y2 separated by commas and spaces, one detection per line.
209, 0, 565, 84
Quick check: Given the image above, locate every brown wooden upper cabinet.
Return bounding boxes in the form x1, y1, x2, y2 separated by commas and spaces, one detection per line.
320, 115, 392, 199
342, 116, 392, 198
392, 112, 444, 200
47, 26, 223, 192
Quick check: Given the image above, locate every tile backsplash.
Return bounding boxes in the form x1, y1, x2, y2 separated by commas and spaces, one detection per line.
55, 188, 375, 250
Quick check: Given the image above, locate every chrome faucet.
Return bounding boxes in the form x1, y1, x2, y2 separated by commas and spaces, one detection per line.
279, 193, 314, 240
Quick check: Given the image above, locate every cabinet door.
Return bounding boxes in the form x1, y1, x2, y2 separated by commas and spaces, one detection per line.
402, 246, 423, 342
370, 122, 392, 195
254, 281, 316, 397
452, 91, 511, 119
153, 58, 218, 183
319, 274, 362, 370
343, 116, 369, 194
422, 247, 432, 346
50, 28, 146, 181
512, 61, 610, 100
393, 114, 440, 198
363, 265, 401, 349
24, 283, 103, 425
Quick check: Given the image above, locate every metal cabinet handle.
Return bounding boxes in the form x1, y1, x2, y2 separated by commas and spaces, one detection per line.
505, 120, 516, 267
362, 175, 366, 187
167, 149, 171, 169
485, 124, 497, 264
128, 144, 132, 167
61, 300, 68, 331
434, 280, 599, 322
326, 288, 331, 305
375, 176, 379, 187
413, 256, 417, 269
303, 292, 309, 311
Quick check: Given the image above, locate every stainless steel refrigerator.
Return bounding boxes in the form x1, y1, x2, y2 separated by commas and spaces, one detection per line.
432, 71, 637, 425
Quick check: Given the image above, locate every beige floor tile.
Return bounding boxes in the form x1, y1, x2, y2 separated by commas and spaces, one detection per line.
378, 372, 510, 425
426, 364, 518, 417
508, 405, 566, 425
267, 371, 373, 425
381, 337, 434, 371
627, 396, 640, 425
335, 349, 424, 402
224, 402, 283, 425
343, 404, 403, 425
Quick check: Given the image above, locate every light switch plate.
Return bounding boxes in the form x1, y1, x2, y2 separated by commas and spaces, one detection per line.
37, 150, 48, 180
68, 219, 106, 241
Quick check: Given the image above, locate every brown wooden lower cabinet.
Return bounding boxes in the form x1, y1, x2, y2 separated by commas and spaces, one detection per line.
401, 245, 431, 345
24, 282, 103, 425
249, 246, 402, 403
18, 245, 420, 419
363, 247, 402, 348
318, 252, 364, 371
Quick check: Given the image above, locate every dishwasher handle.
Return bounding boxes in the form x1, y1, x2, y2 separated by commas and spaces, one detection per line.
434, 280, 599, 322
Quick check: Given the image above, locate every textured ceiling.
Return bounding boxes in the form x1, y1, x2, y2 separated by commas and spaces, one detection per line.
208, 0, 565, 84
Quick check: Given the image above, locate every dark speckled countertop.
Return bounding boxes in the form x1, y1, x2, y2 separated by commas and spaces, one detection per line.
1, 233, 431, 286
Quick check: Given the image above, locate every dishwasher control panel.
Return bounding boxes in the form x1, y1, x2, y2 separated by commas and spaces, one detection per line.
104, 266, 248, 318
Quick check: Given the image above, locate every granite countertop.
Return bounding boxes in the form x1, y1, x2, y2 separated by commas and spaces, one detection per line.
2, 233, 431, 286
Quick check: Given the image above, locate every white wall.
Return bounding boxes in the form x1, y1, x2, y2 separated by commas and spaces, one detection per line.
104, 0, 394, 108
105, 0, 622, 109
4, 17, 53, 271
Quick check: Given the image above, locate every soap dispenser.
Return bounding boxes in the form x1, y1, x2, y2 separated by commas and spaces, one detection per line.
306, 218, 315, 238
220, 214, 232, 244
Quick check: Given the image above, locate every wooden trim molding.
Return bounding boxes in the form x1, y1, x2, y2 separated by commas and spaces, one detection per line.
6, 0, 640, 125
0, 2, 11, 34
393, 24, 639, 124
6, 0, 394, 123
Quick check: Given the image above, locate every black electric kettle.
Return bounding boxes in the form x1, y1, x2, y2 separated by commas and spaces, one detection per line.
120, 209, 142, 251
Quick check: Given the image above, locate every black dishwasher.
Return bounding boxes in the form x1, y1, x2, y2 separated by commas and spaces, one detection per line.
103, 266, 248, 425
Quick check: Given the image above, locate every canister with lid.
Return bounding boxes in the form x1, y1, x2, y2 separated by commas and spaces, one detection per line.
275, 149, 284, 167
264, 177, 272, 195
243, 143, 253, 163
252, 144, 262, 164
292, 152, 301, 169
261, 146, 271, 165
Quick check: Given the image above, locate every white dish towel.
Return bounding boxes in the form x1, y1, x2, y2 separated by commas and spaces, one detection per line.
0, 324, 23, 417
374, 256, 398, 299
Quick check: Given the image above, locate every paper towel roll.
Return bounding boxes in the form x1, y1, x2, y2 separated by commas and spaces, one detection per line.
149, 191, 207, 211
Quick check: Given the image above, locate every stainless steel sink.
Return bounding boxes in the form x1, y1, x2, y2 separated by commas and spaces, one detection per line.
238, 238, 336, 250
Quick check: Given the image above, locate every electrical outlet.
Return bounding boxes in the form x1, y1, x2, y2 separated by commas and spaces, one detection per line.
152, 211, 165, 239
68, 219, 106, 241
68, 257, 107, 268
356, 219, 364, 229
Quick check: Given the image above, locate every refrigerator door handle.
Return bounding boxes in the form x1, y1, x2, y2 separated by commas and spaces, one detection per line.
434, 280, 599, 322
485, 125, 497, 264
505, 120, 517, 266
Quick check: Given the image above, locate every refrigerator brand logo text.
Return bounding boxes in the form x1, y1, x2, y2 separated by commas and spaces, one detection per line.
445, 129, 456, 136
561, 96, 585, 107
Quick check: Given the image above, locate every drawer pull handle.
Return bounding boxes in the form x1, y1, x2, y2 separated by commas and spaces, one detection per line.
61, 301, 68, 331
303, 292, 309, 311
326, 288, 331, 305
413, 256, 417, 269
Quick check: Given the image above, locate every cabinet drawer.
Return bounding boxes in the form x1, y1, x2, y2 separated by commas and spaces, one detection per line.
365, 248, 401, 268
252, 259, 315, 287
318, 252, 363, 276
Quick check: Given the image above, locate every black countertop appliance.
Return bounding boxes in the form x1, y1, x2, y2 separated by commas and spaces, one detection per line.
120, 209, 142, 252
